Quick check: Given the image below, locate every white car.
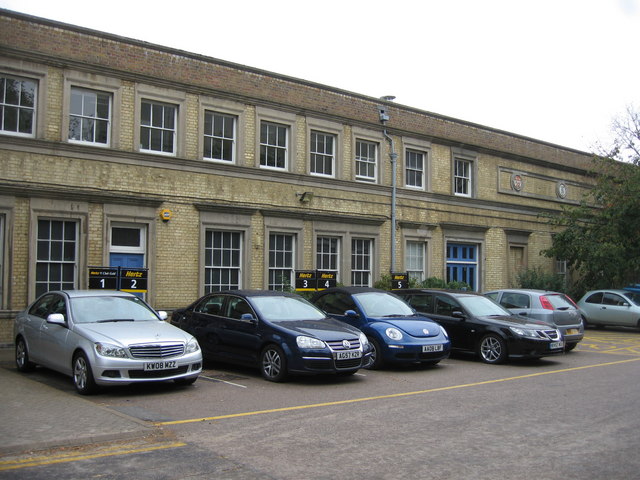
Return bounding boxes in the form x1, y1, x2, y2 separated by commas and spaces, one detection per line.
577, 289, 640, 330
14, 290, 202, 394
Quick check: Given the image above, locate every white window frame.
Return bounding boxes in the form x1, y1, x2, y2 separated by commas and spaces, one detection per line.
260, 120, 288, 170
203, 110, 237, 163
35, 218, 78, 297
316, 236, 340, 282
140, 99, 177, 155
405, 149, 425, 189
204, 229, 243, 293
454, 157, 473, 197
68, 86, 111, 146
0, 74, 37, 138
310, 130, 336, 177
268, 233, 296, 291
351, 238, 373, 287
355, 139, 378, 183
405, 240, 426, 282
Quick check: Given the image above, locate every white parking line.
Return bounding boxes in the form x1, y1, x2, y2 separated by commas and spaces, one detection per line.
200, 375, 248, 388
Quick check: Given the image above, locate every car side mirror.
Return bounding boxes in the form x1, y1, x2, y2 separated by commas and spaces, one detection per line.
157, 311, 168, 321
345, 309, 359, 318
46, 313, 66, 325
452, 310, 466, 319
241, 313, 257, 324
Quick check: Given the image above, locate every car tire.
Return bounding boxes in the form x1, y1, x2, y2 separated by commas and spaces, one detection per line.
565, 342, 578, 352
364, 337, 384, 370
73, 352, 98, 395
260, 344, 287, 382
15, 337, 36, 372
174, 376, 197, 386
478, 334, 507, 364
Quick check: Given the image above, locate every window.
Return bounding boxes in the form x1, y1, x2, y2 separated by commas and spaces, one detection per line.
405, 149, 425, 189
454, 158, 472, 197
204, 111, 236, 162
317, 236, 340, 278
69, 87, 110, 145
310, 131, 335, 176
351, 238, 372, 286
36, 219, 77, 297
355, 140, 377, 182
268, 233, 295, 291
405, 241, 425, 282
446, 243, 477, 291
140, 100, 176, 154
260, 121, 287, 169
204, 230, 242, 292
0, 75, 36, 136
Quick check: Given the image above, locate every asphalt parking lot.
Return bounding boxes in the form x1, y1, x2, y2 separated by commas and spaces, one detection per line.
1, 328, 640, 479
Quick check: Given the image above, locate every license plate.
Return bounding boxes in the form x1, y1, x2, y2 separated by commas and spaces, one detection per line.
144, 360, 177, 371
336, 350, 362, 360
549, 341, 564, 350
422, 344, 444, 353
566, 329, 579, 335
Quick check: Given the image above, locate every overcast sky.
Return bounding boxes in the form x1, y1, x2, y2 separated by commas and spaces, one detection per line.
1, 0, 638, 152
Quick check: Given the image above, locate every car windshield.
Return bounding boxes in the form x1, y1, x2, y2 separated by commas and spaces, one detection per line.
70, 296, 160, 323
354, 292, 415, 317
458, 296, 512, 316
250, 296, 327, 322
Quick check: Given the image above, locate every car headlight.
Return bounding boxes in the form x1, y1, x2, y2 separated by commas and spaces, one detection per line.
185, 337, 200, 354
439, 325, 449, 339
359, 332, 369, 347
385, 327, 403, 341
95, 342, 128, 358
509, 327, 539, 338
296, 335, 326, 349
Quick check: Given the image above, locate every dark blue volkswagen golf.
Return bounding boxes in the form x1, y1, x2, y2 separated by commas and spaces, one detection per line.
171, 290, 371, 382
311, 287, 450, 369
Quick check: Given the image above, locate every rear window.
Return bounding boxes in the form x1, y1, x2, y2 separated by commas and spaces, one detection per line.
544, 294, 574, 309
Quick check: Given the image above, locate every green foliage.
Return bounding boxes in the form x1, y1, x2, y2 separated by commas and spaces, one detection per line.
374, 274, 420, 290
542, 106, 640, 293
516, 267, 566, 292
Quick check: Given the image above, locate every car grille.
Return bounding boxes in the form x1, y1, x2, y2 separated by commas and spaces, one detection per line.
335, 358, 362, 369
326, 338, 361, 351
129, 343, 185, 359
535, 329, 560, 340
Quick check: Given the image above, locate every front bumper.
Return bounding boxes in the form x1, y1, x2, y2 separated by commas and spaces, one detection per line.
382, 341, 451, 365
506, 337, 565, 359
90, 351, 203, 386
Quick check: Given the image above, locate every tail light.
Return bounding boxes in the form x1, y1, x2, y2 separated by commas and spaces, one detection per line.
539, 295, 554, 310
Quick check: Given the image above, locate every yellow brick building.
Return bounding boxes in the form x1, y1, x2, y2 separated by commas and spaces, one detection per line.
0, 10, 595, 343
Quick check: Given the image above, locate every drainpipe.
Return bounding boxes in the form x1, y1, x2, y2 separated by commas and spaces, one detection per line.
378, 97, 397, 274
383, 128, 398, 273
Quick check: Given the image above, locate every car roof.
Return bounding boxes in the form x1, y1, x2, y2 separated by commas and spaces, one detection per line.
401, 288, 482, 298
484, 289, 563, 295
47, 290, 137, 298
585, 289, 633, 295
204, 290, 303, 298
314, 286, 387, 295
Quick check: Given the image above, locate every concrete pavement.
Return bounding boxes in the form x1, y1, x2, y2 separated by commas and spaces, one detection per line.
0, 347, 155, 455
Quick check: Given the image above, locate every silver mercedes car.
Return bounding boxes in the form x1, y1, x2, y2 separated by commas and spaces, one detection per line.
14, 290, 202, 394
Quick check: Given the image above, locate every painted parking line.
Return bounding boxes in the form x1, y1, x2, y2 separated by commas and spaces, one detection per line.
0, 441, 186, 472
157, 357, 640, 426
199, 374, 248, 388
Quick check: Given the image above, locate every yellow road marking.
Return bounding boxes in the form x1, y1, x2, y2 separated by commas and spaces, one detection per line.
157, 357, 640, 426
0, 441, 186, 471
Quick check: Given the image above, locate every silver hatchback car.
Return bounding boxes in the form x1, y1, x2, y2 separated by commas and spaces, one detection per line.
14, 290, 202, 394
577, 289, 640, 329
484, 289, 584, 351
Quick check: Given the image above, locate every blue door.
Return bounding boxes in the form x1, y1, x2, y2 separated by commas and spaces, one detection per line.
446, 244, 477, 291
110, 253, 144, 297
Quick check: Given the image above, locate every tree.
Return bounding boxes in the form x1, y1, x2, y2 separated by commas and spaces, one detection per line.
543, 106, 640, 295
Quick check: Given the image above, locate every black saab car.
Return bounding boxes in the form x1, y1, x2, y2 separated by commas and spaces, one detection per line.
396, 289, 565, 364
171, 290, 371, 381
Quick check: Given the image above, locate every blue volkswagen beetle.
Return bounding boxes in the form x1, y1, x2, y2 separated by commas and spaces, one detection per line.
311, 287, 450, 369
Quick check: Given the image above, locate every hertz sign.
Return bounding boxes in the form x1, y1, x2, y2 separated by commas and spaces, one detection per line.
295, 270, 337, 291
88, 266, 148, 293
